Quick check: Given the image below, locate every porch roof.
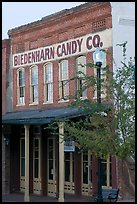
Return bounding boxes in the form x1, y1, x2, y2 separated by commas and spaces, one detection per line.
2, 106, 89, 125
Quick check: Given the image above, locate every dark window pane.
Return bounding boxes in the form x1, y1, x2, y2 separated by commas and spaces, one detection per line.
73, 160, 74, 182
21, 139, 25, 157
34, 159, 39, 178
20, 87, 24, 97
49, 160, 53, 180
101, 162, 107, 186
19, 71, 25, 86
49, 149, 53, 159
65, 161, 70, 182
34, 139, 39, 148
83, 162, 88, 184
49, 140, 53, 159
49, 139, 53, 147
110, 162, 112, 186
35, 150, 39, 158
83, 153, 88, 162
21, 158, 25, 176
32, 85, 38, 102
65, 152, 70, 161
34, 126, 40, 133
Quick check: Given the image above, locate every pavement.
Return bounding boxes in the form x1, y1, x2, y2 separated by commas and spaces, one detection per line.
2, 192, 135, 202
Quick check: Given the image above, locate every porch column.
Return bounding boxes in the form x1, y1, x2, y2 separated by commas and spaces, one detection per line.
24, 125, 30, 202
58, 122, 64, 202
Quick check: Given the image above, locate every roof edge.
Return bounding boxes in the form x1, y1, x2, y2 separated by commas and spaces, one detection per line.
8, 2, 108, 36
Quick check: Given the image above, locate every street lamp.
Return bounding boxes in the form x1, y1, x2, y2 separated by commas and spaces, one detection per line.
93, 46, 105, 202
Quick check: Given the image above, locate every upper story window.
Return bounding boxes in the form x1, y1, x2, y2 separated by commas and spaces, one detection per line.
30, 65, 38, 104
59, 60, 69, 101
44, 63, 53, 103
76, 56, 87, 98
17, 68, 25, 105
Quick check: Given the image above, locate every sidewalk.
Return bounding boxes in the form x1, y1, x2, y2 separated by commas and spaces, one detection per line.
2, 192, 135, 202
2, 193, 91, 202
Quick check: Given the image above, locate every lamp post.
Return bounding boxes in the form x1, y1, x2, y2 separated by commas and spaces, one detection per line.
93, 46, 105, 202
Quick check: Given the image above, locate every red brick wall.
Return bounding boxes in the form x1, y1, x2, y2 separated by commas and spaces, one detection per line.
117, 158, 135, 200
9, 2, 112, 112
2, 39, 10, 115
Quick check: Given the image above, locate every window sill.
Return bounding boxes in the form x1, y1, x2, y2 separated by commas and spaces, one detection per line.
58, 99, 69, 103
43, 101, 53, 104
16, 103, 25, 106
93, 96, 106, 99
74, 97, 87, 101
29, 103, 38, 106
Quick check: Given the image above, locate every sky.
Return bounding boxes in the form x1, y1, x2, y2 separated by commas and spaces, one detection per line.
2, 2, 86, 40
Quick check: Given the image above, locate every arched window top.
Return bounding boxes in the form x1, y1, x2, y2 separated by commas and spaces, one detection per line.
30, 65, 38, 74
44, 62, 53, 83
76, 55, 86, 75
30, 65, 38, 85
60, 59, 68, 65
43, 62, 52, 68
59, 60, 68, 81
17, 67, 25, 105
76, 55, 86, 65
17, 68, 25, 86
30, 65, 38, 72
30, 64, 38, 68
17, 67, 24, 72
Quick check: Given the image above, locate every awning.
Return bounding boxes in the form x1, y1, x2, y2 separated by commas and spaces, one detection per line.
2, 106, 89, 125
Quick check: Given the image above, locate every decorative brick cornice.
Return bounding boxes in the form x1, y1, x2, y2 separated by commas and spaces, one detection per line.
8, 2, 109, 37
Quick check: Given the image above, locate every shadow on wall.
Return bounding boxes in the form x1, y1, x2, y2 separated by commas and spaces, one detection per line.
118, 157, 135, 200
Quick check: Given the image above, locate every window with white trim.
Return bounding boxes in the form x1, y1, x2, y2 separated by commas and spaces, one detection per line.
44, 63, 53, 103
17, 68, 25, 105
30, 65, 38, 103
76, 56, 87, 98
59, 60, 69, 100
101, 156, 112, 188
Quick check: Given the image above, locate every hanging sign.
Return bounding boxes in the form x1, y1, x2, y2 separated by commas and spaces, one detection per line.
64, 140, 75, 152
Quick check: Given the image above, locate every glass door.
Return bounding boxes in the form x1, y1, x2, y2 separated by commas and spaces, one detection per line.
33, 137, 42, 194
48, 138, 57, 197
64, 152, 75, 194
20, 137, 25, 192
82, 150, 92, 195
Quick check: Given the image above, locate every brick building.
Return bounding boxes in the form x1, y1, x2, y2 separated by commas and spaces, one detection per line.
2, 2, 135, 201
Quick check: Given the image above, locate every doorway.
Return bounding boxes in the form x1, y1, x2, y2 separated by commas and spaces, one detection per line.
47, 137, 57, 197
64, 152, 75, 194
81, 150, 92, 195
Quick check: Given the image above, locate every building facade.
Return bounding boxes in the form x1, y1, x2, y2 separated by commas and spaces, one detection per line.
110, 2, 135, 72
2, 2, 135, 201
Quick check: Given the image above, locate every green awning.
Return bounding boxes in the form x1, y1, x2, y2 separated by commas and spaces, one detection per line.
2, 107, 88, 125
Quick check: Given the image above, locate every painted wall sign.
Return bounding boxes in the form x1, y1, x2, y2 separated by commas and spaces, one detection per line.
13, 29, 112, 68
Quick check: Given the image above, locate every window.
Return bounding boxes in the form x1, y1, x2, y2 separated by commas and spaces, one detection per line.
44, 63, 53, 103
20, 138, 25, 177
30, 65, 38, 103
76, 56, 87, 98
48, 139, 54, 180
17, 68, 25, 105
64, 152, 74, 182
33, 138, 39, 178
81, 150, 92, 196
59, 60, 69, 100
101, 156, 112, 187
